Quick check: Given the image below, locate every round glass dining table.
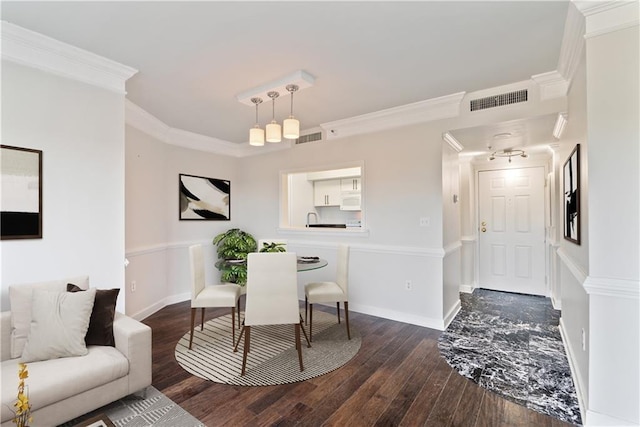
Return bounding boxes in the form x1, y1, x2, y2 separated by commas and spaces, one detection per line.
296, 258, 328, 272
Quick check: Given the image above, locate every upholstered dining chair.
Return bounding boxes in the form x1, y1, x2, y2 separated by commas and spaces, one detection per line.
188, 244, 241, 350
235, 252, 309, 376
257, 238, 288, 252
305, 244, 351, 342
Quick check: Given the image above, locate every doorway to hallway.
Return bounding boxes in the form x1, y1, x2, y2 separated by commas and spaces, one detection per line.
478, 167, 546, 296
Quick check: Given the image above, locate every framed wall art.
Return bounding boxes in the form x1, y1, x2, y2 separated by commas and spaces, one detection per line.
1, 145, 43, 240
563, 144, 580, 244
179, 173, 230, 220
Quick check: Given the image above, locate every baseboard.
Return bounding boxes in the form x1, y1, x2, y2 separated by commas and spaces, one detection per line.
586, 410, 638, 426
443, 298, 461, 329
459, 283, 476, 293
551, 294, 562, 310
131, 292, 190, 321
559, 317, 588, 423
346, 302, 446, 331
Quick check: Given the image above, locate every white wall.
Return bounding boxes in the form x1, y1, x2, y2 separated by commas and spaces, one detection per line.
124, 125, 241, 318
234, 123, 448, 328
553, 43, 591, 417
584, 24, 639, 426
1, 61, 126, 312
442, 141, 461, 324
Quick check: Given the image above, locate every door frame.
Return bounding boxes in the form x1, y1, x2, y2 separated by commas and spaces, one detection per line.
472, 155, 552, 296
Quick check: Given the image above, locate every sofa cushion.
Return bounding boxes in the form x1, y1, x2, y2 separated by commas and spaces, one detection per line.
1, 345, 129, 423
67, 284, 120, 347
21, 288, 96, 363
9, 276, 89, 358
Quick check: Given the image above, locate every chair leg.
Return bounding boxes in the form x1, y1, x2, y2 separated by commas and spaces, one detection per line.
189, 308, 196, 350
237, 298, 241, 329
299, 315, 311, 348
241, 326, 250, 376
200, 308, 205, 331
234, 320, 246, 352
337, 302, 341, 324
345, 301, 351, 340
309, 303, 313, 342
295, 324, 304, 372
231, 307, 236, 346
305, 296, 308, 324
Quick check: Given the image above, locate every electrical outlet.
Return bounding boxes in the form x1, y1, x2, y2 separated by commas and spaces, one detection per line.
131, 281, 137, 293
419, 217, 430, 227
405, 280, 412, 291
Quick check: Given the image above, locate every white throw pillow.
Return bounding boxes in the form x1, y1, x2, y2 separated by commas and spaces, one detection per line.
9, 276, 89, 358
21, 288, 96, 363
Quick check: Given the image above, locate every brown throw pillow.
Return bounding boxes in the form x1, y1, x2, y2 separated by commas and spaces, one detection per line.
67, 284, 120, 346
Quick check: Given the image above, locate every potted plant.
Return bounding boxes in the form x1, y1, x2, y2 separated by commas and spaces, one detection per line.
212, 228, 257, 286
259, 242, 286, 253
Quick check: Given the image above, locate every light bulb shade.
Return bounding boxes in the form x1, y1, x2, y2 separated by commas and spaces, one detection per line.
250, 127, 265, 146
266, 121, 281, 143
283, 116, 300, 139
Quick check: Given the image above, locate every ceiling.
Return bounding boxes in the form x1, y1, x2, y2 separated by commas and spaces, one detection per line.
1, 1, 570, 152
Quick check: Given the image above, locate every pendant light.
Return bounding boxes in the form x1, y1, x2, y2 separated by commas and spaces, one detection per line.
249, 97, 265, 146
283, 84, 300, 139
266, 91, 281, 143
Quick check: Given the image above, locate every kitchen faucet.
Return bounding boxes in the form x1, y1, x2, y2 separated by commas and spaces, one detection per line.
306, 212, 318, 227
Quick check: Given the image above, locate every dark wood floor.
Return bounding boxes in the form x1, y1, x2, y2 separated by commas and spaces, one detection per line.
142, 301, 573, 427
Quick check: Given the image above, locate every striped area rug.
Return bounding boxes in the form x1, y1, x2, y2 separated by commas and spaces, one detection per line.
175, 310, 361, 386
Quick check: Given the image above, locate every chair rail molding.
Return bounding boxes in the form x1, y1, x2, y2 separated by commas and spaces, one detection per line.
556, 247, 588, 285
583, 276, 640, 299
1, 21, 137, 93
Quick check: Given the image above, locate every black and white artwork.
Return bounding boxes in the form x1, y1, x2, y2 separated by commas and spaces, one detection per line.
563, 144, 580, 244
179, 173, 230, 220
1, 145, 43, 240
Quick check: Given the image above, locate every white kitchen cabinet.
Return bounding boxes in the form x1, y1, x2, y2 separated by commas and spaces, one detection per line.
341, 177, 361, 192
314, 179, 341, 206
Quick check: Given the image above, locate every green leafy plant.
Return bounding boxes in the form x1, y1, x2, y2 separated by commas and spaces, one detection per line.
212, 228, 256, 286
258, 242, 286, 253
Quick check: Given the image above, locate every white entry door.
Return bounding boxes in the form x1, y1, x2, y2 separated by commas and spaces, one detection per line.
478, 167, 546, 296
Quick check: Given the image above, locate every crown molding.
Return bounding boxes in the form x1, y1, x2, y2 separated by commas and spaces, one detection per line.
320, 92, 465, 140
442, 132, 464, 153
531, 70, 570, 100
557, 3, 586, 82
1, 21, 137, 94
574, 0, 639, 38
125, 99, 290, 157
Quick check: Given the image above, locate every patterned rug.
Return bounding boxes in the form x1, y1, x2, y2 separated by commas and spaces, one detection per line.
58, 386, 203, 427
175, 310, 360, 386
438, 289, 582, 425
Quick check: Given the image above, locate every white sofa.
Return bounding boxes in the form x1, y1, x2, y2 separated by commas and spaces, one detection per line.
1, 278, 152, 427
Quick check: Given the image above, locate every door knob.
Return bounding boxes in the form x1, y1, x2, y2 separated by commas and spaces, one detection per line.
481, 227, 487, 232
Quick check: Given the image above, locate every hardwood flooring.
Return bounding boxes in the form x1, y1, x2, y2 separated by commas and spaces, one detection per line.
142, 301, 575, 427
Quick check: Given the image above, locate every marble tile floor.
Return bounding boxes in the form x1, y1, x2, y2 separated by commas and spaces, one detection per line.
438, 289, 582, 425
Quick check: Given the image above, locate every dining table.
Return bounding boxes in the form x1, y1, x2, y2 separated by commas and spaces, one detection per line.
296, 257, 328, 272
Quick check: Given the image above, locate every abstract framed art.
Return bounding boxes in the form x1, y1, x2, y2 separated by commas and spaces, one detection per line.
563, 144, 580, 244
179, 173, 230, 220
1, 145, 43, 240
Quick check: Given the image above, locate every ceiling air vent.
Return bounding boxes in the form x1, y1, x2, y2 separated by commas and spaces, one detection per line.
470, 89, 528, 112
295, 131, 323, 145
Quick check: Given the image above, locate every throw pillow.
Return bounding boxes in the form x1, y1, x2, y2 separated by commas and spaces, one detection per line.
67, 284, 120, 346
9, 276, 90, 358
21, 288, 96, 363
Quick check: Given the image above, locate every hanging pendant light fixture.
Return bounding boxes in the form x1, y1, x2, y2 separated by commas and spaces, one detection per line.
266, 91, 281, 143
283, 84, 300, 140
249, 97, 265, 146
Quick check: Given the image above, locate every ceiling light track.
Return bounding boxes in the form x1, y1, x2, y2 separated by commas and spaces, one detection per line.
488, 149, 529, 163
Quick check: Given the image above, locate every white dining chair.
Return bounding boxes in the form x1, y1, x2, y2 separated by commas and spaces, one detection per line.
257, 238, 288, 252
305, 244, 351, 342
235, 252, 309, 376
188, 244, 241, 350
